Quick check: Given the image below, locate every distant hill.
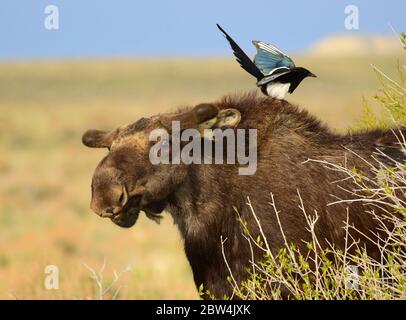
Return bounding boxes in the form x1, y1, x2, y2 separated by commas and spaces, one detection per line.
309, 34, 404, 56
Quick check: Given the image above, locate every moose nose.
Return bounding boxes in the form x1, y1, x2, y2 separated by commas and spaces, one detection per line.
100, 207, 115, 218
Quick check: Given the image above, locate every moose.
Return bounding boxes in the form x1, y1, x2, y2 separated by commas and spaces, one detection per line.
82, 93, 405, 298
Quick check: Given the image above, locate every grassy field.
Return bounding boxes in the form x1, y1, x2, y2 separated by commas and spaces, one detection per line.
0, 55, 404, 299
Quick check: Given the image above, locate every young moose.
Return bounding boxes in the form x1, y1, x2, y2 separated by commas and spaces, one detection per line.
82, 93, 405, 298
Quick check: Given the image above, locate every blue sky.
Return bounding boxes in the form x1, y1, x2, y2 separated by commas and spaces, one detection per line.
0, 0, 405, 60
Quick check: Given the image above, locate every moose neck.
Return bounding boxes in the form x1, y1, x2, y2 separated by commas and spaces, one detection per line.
165, 163, 251, 297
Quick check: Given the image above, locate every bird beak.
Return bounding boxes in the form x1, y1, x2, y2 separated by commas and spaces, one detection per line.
309, 72, 317, 78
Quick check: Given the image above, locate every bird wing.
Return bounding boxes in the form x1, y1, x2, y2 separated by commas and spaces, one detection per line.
252, 40, 295, 75
217, 24, 264, 80
256, 67, 292, 86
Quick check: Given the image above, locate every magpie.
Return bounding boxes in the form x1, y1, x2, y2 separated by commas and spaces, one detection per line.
217, 24, 316, 99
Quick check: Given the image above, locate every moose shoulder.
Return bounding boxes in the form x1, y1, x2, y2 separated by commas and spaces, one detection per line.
82, 93, 405, 298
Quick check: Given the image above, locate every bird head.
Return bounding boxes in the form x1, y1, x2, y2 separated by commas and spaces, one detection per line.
296, 67, 317, 79
287, 67, 316, 93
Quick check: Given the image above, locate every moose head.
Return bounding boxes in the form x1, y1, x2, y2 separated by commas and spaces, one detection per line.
82, 104, 241, 228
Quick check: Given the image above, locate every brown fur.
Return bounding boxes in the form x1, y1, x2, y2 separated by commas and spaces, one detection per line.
83, 92, 405, 298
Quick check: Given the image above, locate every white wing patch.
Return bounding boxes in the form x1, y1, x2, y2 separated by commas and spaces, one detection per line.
268, 66, 290, 75
266, 82, 290, 99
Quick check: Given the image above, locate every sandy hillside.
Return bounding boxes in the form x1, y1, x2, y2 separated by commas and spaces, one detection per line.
309, 34, 404, 56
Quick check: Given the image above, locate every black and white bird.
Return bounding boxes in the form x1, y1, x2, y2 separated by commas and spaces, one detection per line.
217, 24, 316, 99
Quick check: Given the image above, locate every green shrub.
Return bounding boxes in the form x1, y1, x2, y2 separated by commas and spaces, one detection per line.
360, 32, 406, 128
221, 34, 406, 300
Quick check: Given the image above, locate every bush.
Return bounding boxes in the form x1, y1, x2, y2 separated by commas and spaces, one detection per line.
221, 33, 406, 300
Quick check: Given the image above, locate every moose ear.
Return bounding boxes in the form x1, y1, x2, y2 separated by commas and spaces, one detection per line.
198, 108, 241, 132
193, 103, 219, 124
161, 103, 219, 131
82, 129, 119, 148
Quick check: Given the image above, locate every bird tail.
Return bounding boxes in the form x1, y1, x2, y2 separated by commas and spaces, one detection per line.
216, 24, 263, 81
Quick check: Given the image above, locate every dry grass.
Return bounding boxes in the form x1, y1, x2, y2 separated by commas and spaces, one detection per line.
0, 55, 404, 299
